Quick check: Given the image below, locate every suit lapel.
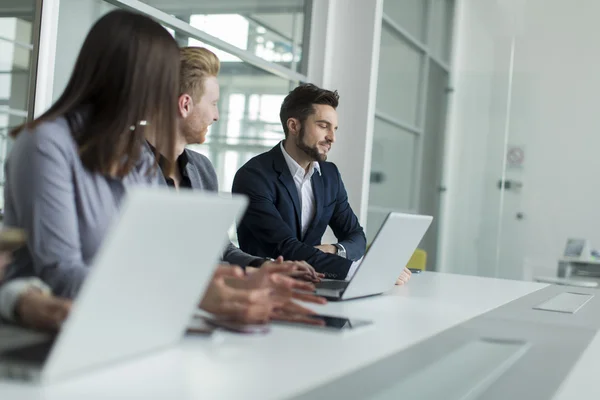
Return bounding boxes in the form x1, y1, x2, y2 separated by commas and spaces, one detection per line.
305, 170, 324, 240
272, 144, 302, 236
185, 160, 204, 190
278, 171, 302, 234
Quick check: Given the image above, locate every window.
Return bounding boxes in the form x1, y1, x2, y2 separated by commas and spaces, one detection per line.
138, 0, 308, 72
0, 0, 38, 205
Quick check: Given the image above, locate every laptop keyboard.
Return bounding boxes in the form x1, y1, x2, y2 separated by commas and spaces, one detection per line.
316, 280, 349, 291
0, 338, 55, 364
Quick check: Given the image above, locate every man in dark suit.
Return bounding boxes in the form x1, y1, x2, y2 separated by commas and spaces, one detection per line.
232, 84, 368, 280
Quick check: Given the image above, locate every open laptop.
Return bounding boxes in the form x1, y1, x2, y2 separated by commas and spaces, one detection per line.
315, 212, 433, 301
0, 187, 247, 383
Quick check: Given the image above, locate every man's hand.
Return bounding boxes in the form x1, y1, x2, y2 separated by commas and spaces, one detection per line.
315, 244, 337, 255
271, 304, 326, 326
16, 290, 72, 331
395, 267, 412, 285
0, 251, 11, 280
226, 262, 327, 321
199, 265, 274, 324
229, 262, 326, 306
260, 256, 323, 282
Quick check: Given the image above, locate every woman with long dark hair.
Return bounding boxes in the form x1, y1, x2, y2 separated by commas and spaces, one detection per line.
3, 10, 180, 298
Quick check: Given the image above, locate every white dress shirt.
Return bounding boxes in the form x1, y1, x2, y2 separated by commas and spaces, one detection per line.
280, 143, 360, 280
280, 142, 321, 239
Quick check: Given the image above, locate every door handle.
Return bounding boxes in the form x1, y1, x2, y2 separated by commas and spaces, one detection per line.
516, 212, 525, 220
497, 179, 523, 191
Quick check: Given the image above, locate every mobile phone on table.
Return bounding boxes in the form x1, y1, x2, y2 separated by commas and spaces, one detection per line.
202, 316, 270, 334
186, 317, 216, 335
274, 314, 372, 332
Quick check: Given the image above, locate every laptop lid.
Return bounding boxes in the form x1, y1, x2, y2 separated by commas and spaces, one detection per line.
40, 188, 247, 382
341, 212, 433, 300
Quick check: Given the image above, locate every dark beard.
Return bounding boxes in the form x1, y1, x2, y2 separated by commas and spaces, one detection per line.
295, 125, 327, 162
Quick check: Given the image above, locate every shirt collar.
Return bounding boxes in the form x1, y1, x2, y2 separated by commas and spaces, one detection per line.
146, 141, 190, 178
280, 141, 321, 180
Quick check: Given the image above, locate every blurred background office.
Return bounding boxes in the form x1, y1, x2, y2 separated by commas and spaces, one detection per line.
1, 0, 598, 283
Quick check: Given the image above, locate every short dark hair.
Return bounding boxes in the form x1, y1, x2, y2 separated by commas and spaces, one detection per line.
279, 83, 339, 137
12, 10, 180, 178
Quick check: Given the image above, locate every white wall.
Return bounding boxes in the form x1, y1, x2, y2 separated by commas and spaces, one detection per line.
308, 0, 383, 229
442, 0, 600, 279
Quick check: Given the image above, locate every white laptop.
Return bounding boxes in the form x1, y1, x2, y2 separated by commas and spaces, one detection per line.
315, 212, 433, 301
0, 187, 247, 382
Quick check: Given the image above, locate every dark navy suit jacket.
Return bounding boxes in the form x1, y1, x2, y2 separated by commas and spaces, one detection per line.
232, 143, 366, 279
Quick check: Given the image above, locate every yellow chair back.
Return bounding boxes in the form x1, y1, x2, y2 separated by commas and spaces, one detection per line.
406, 248, 427, 271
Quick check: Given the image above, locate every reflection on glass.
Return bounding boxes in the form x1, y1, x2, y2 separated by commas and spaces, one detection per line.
188, 82, 290, 191
383, 0, 427, 41
188, 88, 290, 191
138, 0, 306, 70
222, 150, 240, 192
367, 118, 416, 241
0, 112, 26, 206
0, 17, 33, 114
52, 0, 116, 100
377, 26, 423, 126
0, 0, 36, 199
428, 0, 454, 62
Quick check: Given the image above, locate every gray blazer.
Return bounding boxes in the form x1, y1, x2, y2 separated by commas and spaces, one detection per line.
154, 147, 263, 268
2, 116, 159, 298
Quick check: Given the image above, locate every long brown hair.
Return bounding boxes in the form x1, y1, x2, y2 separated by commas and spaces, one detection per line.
12, 10, 180, 177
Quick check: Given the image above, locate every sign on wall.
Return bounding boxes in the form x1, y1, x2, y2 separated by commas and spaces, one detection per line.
506, 145, 525, 169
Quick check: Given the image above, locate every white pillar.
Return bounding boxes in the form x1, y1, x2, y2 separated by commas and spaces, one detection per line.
34, 0, 60, 117
307, 0, 383, 228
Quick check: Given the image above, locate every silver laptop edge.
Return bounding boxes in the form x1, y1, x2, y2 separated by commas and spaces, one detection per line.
317, 212, 432, 301
1, 187, 247, 383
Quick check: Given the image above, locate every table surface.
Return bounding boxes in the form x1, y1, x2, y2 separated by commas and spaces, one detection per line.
554, 330, 600, 399
0, 272, 553, 400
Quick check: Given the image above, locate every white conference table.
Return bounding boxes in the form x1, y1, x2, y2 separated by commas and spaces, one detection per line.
1, 271, 594, 400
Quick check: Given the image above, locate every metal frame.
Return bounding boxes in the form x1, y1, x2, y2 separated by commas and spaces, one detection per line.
105, 0, 309, 83
0, 0, 42, 121
0, 36, 34, 51
0, 107, 29, 118
27, 0, 43, 120
381, 13, 450, 72
374, 110, 420, 136
493, 37, 517, 279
